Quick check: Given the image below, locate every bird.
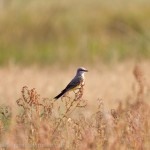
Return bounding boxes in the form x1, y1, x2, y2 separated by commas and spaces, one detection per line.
54, 67, 88, 100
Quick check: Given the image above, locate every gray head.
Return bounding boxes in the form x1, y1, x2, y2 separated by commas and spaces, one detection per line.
76, 67, 88, 76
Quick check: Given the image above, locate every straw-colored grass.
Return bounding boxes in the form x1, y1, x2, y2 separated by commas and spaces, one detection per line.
0, 62, 150, 149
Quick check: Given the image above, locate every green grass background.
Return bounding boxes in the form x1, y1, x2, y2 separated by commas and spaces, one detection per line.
0, 0, 150, 66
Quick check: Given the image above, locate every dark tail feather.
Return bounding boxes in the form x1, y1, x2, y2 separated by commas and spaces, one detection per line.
54, 89, 67, 100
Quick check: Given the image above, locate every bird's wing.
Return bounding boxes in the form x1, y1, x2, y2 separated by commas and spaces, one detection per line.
64, 76, 83, 92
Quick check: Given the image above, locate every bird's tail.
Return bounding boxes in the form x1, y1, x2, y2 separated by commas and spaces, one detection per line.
54, 89, 67, 100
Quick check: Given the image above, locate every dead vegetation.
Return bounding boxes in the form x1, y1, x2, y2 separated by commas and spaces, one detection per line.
0, 65, 150, 150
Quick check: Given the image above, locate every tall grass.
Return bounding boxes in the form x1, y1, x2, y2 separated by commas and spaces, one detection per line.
0, 0, 150, 65
0, 65, 150, 149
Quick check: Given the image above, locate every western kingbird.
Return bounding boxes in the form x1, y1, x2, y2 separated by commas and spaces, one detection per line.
54, 67, 88, 100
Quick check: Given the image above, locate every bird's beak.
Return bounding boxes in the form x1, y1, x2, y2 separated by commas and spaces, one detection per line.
84, 69, 88, 72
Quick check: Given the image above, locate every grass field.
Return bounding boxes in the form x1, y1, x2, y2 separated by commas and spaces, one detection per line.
0, 0, 150, 149
0, 62, 150, 149
0, 0, 150, 65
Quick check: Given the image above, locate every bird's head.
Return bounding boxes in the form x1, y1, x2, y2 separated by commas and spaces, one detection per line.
76, 67, 88, 76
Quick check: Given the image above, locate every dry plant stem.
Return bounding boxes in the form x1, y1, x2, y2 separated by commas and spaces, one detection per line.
52, 99, 80, 135
133, 65, 145, 101
53, 85, 85, 135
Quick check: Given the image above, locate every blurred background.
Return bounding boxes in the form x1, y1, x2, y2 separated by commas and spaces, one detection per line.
0, 0, 150, 66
